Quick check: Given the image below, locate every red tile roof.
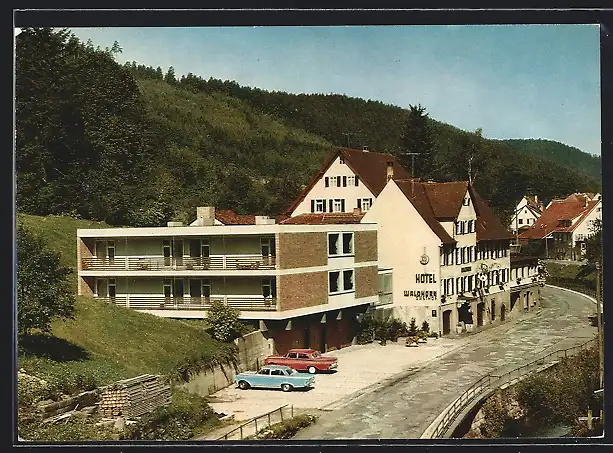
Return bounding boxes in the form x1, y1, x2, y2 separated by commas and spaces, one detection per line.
215, 210, 256, 225
395, 180, 457, 245
394, 179, 512, 244
525, 195, 544, 213
470, 188, 515, 241
280, 212, 365, 225
519, 194, 599, 240
285, 147, 411, 215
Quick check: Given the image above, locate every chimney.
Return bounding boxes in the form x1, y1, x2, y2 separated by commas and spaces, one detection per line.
255, 215, 276, 225
362, 145, 369, 152
534, 195, 538, 204
195, 206, 215, 226
386, 161, 394, 182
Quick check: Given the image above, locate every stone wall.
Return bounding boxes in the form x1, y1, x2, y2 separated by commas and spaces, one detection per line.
180, 330, 274, 397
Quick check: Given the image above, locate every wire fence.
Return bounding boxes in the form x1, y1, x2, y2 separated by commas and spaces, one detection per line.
429, 337, 597, 438
217, 404, 294, 440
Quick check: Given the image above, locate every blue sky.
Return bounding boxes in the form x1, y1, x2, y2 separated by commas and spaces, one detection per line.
69, 25, 601, 156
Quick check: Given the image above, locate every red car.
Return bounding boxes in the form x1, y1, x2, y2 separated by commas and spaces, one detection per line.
263, 348, 338, 374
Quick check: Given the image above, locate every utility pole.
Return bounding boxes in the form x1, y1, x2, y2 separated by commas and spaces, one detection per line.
341, 132, 359, 149
596, 260, 604, 390
400, 151, 421, 197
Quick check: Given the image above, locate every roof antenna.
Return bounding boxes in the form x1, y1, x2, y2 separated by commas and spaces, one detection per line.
401, 151, 420, 197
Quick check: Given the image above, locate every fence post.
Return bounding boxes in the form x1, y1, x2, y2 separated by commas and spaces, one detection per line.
254, 418, 258, 435
240, 426, 243, 440
292, 405, 294, 418
280, 406, 284, 422
268, 413, 271, 427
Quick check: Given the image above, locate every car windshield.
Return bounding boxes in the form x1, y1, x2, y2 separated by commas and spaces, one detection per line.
290, 368, 299, 375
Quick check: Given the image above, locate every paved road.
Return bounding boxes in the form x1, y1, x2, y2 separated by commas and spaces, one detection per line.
292, 286, 597, 440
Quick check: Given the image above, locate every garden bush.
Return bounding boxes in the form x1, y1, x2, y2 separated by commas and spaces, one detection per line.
250, 414, 318, 440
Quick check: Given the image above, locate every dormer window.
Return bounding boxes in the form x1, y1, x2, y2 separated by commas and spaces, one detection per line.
463, 196, 470, 206
339, 156, 345, 164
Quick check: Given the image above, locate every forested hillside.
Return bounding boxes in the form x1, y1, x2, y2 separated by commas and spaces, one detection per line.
501, 139, 602, 183
15, 28, 601, 228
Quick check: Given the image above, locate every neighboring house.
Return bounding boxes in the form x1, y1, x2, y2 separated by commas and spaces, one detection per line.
286, 147, 412, 217
509, 253, 542, 314
519, 193, 602, 260
77, 207, 379, 355
509, 195, 544, 235
362, 179, 513, 335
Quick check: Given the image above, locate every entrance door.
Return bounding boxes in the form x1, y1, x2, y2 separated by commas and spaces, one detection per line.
443, 310, 452, 335
320, 323, 327, 353
491, 300, 496, 321
501, 304, 506, 322
304, 324, 311, 349
174, 240, 184, 267
477, 302, 485, 327
96, 278, 108, 297
173, 279, 184, 299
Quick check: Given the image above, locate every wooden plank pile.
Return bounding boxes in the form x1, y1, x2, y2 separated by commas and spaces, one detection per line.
99, 374, 171, 418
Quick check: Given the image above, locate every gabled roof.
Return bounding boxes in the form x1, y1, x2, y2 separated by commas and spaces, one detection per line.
525, 195, 544, 213
395, 180, 456, 245
469, 188, 515, 241
394, 179, 512, 244
422, 181, 469, 219
280, 212, 365, 225
285, 147, 411, 215
519, 194, 599, 239
215, 210, 256, 225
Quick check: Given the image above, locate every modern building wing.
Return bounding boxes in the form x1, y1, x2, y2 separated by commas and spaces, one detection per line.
77, 207, 379, 354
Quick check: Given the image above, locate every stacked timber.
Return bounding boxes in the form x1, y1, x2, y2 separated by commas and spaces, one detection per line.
99, 374, 171, 418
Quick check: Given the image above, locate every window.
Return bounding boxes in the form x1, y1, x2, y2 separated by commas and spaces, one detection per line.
329, 232, 353, 256
343, 176, 347, 187
261, 237, 276, 257
339, 156, 345, 164
342, 232, 353, 254
336, 176, 342, 187
347, 176, 355, 186
108, 278, 116, 298
329, 271, 340, 293
343, 270, 354, 291
258, 368, 271, 375
298, 353, 309, 359
358, 198, 373, 212
163, 279, 172, 298
288, 352, 298, 358
325, 177, 329, 187
333, 199, 344, 212
455, 222, 461, 235
262, 278, 276, 298
271, 369, 284, 376
463, 196, 471, 206
355, 176, 359, 186
518, 218, 524, 225
107, 241, 115, 260
313, 199, 326, 213
432, 310, 438, 317
329, 269, 355, 294
328, 234, 339, 255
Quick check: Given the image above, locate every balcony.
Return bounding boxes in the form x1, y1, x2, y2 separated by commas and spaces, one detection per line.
94, 295, 277, 311
81, 255, 277, 272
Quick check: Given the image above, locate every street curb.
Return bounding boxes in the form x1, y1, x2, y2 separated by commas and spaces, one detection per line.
545, 284, 598, 307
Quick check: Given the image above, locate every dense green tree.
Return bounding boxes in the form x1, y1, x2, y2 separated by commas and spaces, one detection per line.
16, 224, 75, 337
399, 104, 436, 180
164, 66, 176, 85
584, 218, 602, 265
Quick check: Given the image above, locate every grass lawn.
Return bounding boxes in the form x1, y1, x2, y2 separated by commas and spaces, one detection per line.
545, 261, 596, 283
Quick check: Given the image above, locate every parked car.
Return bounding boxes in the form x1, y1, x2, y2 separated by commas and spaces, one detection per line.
263, 348, 338, 374
234, 365, 314, 392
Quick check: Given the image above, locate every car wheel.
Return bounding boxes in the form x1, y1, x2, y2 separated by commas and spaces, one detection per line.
307, 366, 317, 374
281, 383, 293, 392
238, 380, 250, 390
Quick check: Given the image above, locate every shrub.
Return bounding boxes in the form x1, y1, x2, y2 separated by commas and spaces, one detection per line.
421, 320, 430, 333
407, 318, 418, 337
16, 224, 75, 337
250, 414, 318, 440
205, 300, 245, 343
19, 418, 115, 442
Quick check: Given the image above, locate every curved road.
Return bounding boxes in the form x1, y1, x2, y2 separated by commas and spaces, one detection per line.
293, 286, 597, 440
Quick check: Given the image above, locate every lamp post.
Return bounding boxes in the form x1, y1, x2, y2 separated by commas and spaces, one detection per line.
596, 261, 603, 390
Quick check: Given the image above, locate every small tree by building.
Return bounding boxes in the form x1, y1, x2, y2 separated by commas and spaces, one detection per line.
16, 224, 75, 337
206, 300, 244, 343
421, 320, 430, 334
407, 318, 418, 337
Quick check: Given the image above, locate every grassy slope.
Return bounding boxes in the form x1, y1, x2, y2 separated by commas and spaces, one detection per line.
16, 213, 230, 386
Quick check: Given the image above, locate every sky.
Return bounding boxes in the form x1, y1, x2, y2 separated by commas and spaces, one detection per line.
67, 25, 601, 156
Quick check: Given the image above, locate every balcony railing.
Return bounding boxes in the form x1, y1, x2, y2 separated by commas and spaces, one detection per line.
94, 295, 277, 311
81, 255, 276, 272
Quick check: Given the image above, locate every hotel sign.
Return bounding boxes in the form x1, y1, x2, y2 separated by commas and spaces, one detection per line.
404, 290, 438, 300
415, 273, 437, 283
